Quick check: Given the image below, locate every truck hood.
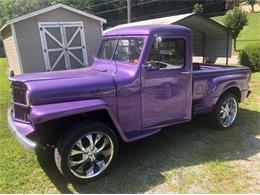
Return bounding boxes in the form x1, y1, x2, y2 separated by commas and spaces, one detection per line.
10, 67, 111, 82
10, 67, 116, 105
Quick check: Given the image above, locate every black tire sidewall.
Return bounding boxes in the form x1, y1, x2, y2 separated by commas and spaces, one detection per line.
55, 122, 119, 183
213, 93, 239, 130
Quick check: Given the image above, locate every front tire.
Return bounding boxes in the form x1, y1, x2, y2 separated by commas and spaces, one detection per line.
54, 122, 119, 183
211, 93, 238, 130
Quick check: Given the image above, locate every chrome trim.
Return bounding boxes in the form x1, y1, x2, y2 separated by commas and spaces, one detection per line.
7, 108, 36, 153
25, 90, 31, 106
180, 71, 191, 74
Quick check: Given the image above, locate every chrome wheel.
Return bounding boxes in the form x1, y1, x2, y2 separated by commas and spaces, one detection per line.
219, 97, 238, 128
68, 132, 114, 179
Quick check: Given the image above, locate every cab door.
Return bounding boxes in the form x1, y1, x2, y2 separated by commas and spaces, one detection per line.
141, 35, 192, 128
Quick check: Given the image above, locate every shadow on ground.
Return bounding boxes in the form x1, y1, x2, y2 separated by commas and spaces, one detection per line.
36, 108, 260, 193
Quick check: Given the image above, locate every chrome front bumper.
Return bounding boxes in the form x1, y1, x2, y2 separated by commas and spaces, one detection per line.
7, 109, 36, 153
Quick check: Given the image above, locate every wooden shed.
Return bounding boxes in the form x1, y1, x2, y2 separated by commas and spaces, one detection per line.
0, 3, 106, 75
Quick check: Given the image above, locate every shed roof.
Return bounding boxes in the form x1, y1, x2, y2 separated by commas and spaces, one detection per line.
113, 13, 195, 27
0, 3, 106, 32
105, 12, 227, 35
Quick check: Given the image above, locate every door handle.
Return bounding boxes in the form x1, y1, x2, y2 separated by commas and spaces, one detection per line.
180, 71, 191, 74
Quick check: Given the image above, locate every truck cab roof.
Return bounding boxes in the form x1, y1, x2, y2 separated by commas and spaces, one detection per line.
103, 24, 191, 37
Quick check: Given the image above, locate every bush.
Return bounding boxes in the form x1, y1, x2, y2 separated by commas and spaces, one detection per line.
193, 3, 203, 13
239, 43, 260, 72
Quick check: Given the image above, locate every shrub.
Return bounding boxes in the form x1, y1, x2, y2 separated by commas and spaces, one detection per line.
193, 3, 203, 13
239, 43, 260, 72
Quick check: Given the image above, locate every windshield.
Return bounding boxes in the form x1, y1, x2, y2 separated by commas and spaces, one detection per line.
97, 38, 144, 64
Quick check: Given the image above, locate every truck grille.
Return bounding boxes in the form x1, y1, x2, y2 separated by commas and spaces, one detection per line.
11, 85, 27, 105
11, 83, 30, 123
13, 104, 30, 122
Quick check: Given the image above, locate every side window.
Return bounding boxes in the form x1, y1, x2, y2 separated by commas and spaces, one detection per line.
147, 37, 185, 70
160, 38, 185, 69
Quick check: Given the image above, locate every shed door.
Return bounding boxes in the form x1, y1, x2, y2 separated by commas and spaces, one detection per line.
39, 22, 88, 71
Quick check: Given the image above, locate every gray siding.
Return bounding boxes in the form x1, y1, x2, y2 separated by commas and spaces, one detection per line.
14, 7, 102, 73
205, 35, 232, 57
192, 31, 203, 56
192, 33, 232, 57
14, 18, 45, 73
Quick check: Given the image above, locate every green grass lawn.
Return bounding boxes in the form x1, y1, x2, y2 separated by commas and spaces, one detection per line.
212, 12, 260, 50
0, 58, 260, 193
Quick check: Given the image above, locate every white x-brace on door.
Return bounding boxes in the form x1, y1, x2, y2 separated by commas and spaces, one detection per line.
39, 22, 88, 71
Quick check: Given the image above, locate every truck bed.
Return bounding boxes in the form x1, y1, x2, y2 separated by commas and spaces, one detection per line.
193, 63, 250, 75
192, 63, 250, 114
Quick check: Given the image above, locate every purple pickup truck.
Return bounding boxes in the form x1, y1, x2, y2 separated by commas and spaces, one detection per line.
8, 25, 251, 182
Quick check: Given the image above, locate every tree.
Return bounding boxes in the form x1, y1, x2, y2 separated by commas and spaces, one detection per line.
247, 0, 255, 12
0, 0, 49, 26
193, 3, 203, 13
0, 0, 227, 28
48, 0, 94, 12
225, 0, 240, 10
224, 7, 248, 51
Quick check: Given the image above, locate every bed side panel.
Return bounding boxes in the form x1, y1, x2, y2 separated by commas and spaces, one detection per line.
192, 65, 250, 114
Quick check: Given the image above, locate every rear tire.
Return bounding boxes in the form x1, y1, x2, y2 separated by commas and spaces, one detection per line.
211, 93, 239, 130
54, 122, 119, 183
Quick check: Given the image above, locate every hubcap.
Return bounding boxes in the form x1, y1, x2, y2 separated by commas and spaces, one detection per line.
68, 132, 114, 179
219, 97, 238, 128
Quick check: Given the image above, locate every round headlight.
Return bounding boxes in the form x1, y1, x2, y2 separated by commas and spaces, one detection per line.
25, 91, 31, 106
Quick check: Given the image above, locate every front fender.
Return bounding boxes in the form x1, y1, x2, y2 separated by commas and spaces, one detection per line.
30, 99, 111, 123
30, 99, 128, 141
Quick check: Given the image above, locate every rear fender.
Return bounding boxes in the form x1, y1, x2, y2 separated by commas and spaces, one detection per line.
30, 99, 128, 141
208, 73, 247, 98
193, 74, 247, 115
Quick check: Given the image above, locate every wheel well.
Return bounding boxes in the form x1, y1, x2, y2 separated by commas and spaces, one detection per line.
33, 109, 121, 147
221, 87, 241, 102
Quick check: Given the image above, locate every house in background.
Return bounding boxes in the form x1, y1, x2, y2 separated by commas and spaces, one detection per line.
0, 3, 106, 75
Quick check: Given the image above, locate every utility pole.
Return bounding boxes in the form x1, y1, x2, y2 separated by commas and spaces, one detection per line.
127, 0, 131, 23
